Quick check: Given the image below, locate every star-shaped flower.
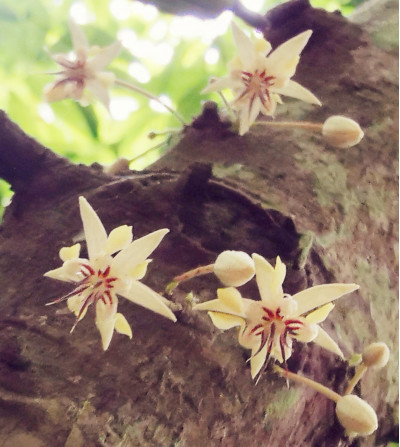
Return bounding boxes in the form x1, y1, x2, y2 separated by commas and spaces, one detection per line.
45, 196, 176, 350
203, 23, 321, 135
44, 19, 121, 109
193, 254, 358, 379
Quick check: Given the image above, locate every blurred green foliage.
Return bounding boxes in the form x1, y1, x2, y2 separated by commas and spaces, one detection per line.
0, 0, 362, 219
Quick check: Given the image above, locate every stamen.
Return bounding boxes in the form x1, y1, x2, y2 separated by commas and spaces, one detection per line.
45, 284, 90, 306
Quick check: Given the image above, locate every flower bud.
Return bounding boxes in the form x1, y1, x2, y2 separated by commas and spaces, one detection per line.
322, 116, 364, 148
335, 395, 378, 437
213, 250, 255, 287
362, 342, 390, 368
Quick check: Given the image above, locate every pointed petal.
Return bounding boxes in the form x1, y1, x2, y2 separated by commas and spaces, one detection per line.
293, 283, 359, 316
121, 280, 177, 322
248, 96, 263, 130
105, 225, 133, 255
238, 105, 252, 136
313, 326, 344, 358
295, 322, 318, 342
85, 79, 111, 109
129, 260, 150, 280
266, 30, 312, 79
252, 254, 285, 308
208, 311, 245, 330
43, 80, 80, 102
193, 299, 241, 316
250, 343, 268, 379
306, 303, 334, 324
95, 300, 118, 350
274, 80, 321, 105
79, 196, 108, 260
44, 258, 86, 282
68, 18, 89, 54
111, 228, 169, 276
231, 22, 255, 68
114, 313, 133, 338
67, 295, 85, 316
217, 287, 244, 314
88, 41, 122, 71
202, 76, 234, 94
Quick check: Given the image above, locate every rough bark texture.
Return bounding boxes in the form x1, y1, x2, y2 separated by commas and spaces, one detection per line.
0, 1, 398, 446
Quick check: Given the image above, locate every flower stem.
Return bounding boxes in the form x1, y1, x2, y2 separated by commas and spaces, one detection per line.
173, 264, 215, 283
115, 78, 187, 125
254, 120, 323, 132
345, 363, 368, 395
127, 140, 166, 166
274, 366, 341, 403
166, 264, 215, 294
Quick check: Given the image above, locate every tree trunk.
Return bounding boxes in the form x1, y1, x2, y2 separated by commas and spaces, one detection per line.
0, 1, 397, 446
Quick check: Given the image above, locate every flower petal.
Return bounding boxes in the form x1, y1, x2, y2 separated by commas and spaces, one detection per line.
218, 287, 244, 314
85, 78, 112, 109
114, 313, 133, 338
250, 343, 269, 379
79, 196, 108, 261
68, 18, 89, 56
202, 76, 235, 94
295, 322, 318, 343
59, 243, 81, 261
193, 288, 245, 317
111, 228, 169, 276
266, 30, 312, 79
129, 260, 151, 280
43, 80, 82, 102
252, 254, 285, 309
313, 326, 344, 358
208, 311, 245, 330
231, 22, 256, 68
105, 225, 133, 255
121, 280, 177, 322
68, 295, 88, 319
95, 299, 118, 350
44, 258, 86, 282
305, 302, 334, 324
274, 79, 321, 106
88, 41, 122, 71
293, 283, 359, 316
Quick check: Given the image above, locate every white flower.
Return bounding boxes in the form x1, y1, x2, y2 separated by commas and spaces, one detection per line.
335, 395, 378, 437
203, 23, 321, 135
194, 254, 358, 379
213, 250, 255, 287
44, 19, 121, 109
322, 115, 364, 148
45, 196, 176, 350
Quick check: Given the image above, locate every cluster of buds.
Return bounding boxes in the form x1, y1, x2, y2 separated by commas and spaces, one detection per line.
275, 341, 389, 438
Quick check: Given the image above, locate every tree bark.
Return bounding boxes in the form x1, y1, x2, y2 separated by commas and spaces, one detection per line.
0, 1, 397, 446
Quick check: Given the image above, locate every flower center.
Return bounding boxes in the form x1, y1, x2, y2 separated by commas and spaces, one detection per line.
239, 69, 275, 108
249, 305, 303, 363
69, 263, 118, 320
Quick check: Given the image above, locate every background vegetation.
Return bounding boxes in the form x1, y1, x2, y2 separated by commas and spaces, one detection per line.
0, 0, 364, 218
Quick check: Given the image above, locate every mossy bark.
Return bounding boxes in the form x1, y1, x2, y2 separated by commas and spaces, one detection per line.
0, 1, 397, 446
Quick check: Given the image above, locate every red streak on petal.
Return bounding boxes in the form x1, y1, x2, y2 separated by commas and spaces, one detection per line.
81, 264, 95, 275
250, 323, 263, 334
262, 307, 275, 319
